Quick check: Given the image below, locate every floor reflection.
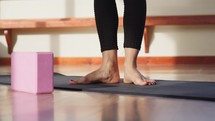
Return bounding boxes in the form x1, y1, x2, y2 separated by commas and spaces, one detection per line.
12, 91, 54, 121
120, 96, 156, 121
101, 95, 119, 121
99, 95, 155, 121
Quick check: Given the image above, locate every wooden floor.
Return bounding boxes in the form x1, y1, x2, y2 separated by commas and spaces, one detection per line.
0, 64, 215, 121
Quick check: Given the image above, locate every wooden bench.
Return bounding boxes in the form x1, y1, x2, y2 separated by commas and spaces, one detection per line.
1, 15, 215, 54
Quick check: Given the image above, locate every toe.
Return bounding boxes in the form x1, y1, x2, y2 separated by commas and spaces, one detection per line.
150, 80, 157, 85
69, 77, 86, 84
142, 76, 156, 85
69, 80, 78, 84
147, 80, 156, 85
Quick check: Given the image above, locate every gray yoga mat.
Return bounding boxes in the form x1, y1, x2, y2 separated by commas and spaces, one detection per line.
1, 73, 215, 101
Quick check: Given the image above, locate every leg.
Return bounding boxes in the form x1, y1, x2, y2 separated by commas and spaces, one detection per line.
70, 0, 120, 84
123, 0, 156, 85
94, 0, 119, 51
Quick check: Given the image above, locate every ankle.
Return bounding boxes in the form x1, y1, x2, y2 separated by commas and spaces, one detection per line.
124, 48, 139, 70
101, 50, 118, 68
124, 62, 137, 70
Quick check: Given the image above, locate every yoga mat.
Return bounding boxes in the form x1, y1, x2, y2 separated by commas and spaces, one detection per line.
1, 73, 215, 101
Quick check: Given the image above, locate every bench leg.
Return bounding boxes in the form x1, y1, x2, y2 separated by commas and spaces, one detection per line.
144, 26, 150, 53
4, 29, 13, 54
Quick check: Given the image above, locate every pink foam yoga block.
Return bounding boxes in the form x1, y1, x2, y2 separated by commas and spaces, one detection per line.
11, 52, 54, 94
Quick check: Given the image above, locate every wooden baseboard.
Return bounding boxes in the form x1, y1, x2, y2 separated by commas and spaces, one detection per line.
1, 56, 215, 66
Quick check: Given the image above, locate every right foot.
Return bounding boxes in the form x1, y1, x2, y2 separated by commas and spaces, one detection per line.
69, 66, 120, 84
69, 50, 120, 84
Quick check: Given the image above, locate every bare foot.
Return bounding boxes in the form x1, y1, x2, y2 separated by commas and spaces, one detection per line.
70, 50, 120, 84
124, 67, 156, 86
124, 48, 156, 86
70, 66, 120, 84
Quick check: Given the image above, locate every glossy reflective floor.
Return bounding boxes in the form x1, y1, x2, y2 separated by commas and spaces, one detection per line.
1, 64, 215, 121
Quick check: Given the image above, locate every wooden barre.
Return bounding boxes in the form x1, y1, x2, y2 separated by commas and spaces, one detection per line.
1, 15, 215, 54
1, 15, 215, 29
0, 18, 98, 29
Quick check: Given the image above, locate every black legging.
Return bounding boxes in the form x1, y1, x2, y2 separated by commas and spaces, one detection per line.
94, 0, 147, 52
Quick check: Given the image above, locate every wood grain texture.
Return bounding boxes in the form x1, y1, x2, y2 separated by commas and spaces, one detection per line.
1, 15, 215, 29
1, 56, 215, 66
0, 18, 123, 29
146, 15, 215, 26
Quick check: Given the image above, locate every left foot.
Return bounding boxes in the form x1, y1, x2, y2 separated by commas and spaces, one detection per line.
124, 67, 156, 86
124, 48, 156, 86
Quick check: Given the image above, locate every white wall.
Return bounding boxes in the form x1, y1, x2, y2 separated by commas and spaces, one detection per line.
1, 0, 215, 57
